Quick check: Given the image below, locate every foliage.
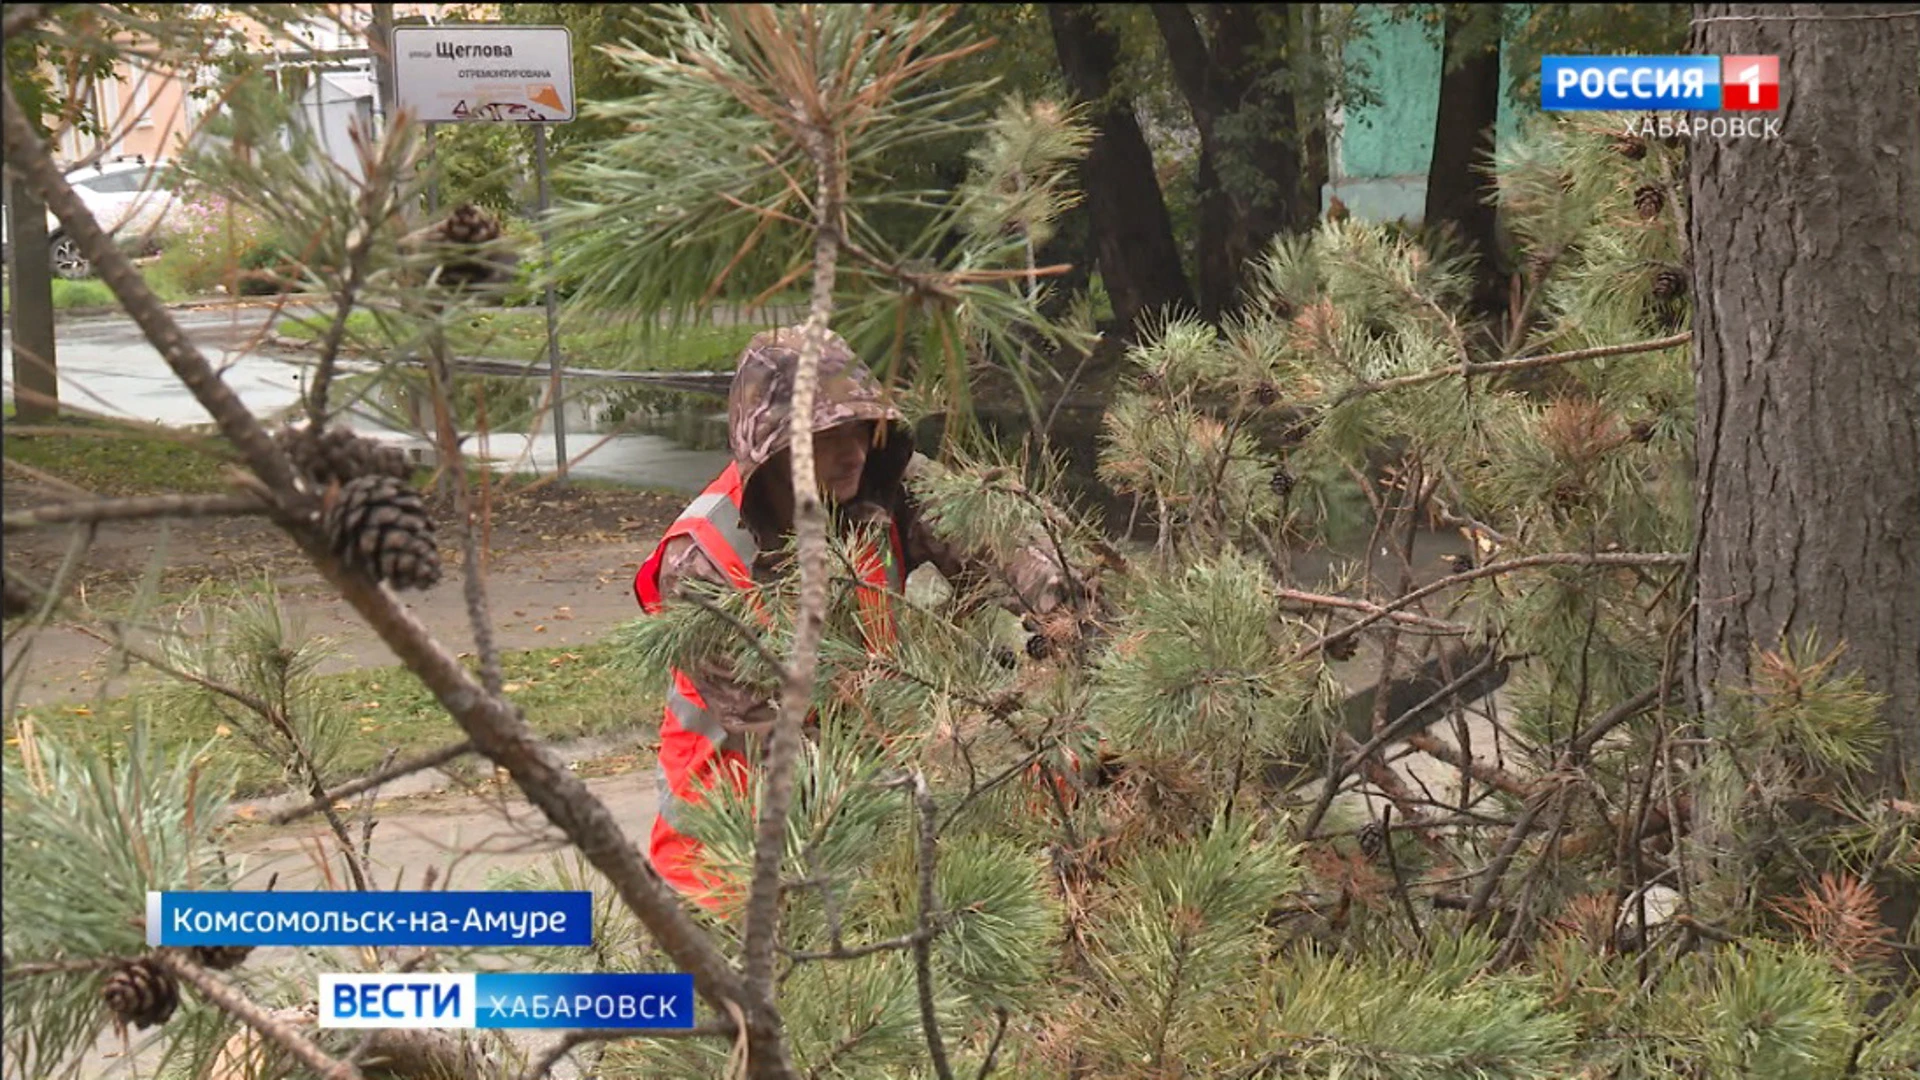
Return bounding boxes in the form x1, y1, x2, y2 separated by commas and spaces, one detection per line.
547, 3, 1097, 443
150, 190, 292, 296
3, 719, 239, 1078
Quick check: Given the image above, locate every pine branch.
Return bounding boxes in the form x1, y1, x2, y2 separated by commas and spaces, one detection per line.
743, 141, 841, 1038
2, 492, 269, 532
422, 332, 507, 696
906, 771, 956, 1080
306, 183, 388, 426
1300, 647, 1504, 838
1465, 783, 1565, 927
2, 956, 123, 981
71, 621, 373, 893
1283, 331, 1693, 441
267, 740, 474, 825
1288, 553, 1688, 664
154, 950, 361, 1080
974, 1007, 1011, 1080
3, 67, 761, 1039
1274, 587, 1469, 634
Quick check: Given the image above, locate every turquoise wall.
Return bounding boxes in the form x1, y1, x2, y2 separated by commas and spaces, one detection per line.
1327, 10, 1531, 223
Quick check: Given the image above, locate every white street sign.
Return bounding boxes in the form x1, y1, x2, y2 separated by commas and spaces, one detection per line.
392, 25, 574, 124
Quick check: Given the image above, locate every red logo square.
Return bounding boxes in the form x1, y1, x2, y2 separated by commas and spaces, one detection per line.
1722, 55, 1780, 111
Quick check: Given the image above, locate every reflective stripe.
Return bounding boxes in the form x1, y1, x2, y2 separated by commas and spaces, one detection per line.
655, 762, 686, 830
667, 677, 727, 746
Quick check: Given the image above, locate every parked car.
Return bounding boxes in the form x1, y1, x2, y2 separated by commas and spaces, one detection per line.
1, 156, 185, 280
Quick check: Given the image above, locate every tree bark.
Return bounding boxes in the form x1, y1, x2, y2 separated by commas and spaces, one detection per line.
1690, 2, 1920, 947
1046, 3, 1194, 336
1151, 4, 1308, 319
1424, 3, 1507, 322
8, 176, 59, 421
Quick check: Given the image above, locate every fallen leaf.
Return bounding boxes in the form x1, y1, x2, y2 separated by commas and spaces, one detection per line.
215, 724, 232, 737
503, 682, 527, 693
534, 624, 548, 633
67, 706, 92, 717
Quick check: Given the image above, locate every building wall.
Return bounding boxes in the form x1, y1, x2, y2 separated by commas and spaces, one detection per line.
1325, 10, 1530, 224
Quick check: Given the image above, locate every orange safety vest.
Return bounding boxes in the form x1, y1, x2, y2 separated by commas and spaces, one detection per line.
634, 462, 906, 905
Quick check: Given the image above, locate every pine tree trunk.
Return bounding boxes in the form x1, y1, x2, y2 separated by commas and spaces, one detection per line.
1047, 3, 1195, 335
1424, 3, 1506, 321
1689, 2, 1920, 940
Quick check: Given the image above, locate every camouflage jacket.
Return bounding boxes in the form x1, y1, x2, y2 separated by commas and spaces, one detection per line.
653, 325, 1078, 750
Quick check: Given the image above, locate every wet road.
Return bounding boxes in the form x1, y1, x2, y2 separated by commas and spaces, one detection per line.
2, 304, 733, 494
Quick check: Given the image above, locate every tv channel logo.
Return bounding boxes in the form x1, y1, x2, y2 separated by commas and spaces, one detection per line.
1542, 56, 1780, 111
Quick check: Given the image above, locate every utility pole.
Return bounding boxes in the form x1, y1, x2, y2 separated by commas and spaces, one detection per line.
370, 4, 396, 130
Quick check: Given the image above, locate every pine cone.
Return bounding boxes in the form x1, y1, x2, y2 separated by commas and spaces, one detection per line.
1633, 184, 1666, 220
1446, 554, 1474, 575
277, 424, 413, 489
102, 957, 180, 1031
324, 476, 442, 591
1138, 370, 1165, 394
187, 944, 253, 971
1025, 633, 1053, 661
430, 203, 514, 288
1270, 469, 1296, 500
1253, 381, 1280, 407
1613, 134, 1648, 161
1652, 266, 1688, 301
1629, 419, 1657, 444
1358, 819, 1387, 859
1324, 634, 1358, 662
991, 646, 1017, 670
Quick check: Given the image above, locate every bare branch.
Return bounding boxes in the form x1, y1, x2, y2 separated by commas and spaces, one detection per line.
3, 492, 269, 533
1274, 586, 1470, 634
267, 740, 475, 825
909, 771, 955, 1080
1288, 552, 1688, 664
742, 94, 844, 1065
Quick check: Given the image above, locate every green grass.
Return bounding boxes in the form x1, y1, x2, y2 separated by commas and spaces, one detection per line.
0, 263, 192, 313
274, 309, 761, 373
2, 413, 238, 495
6, 641, 656, 798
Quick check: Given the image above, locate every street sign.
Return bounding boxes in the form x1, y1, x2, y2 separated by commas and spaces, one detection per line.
392, 25, 574, 124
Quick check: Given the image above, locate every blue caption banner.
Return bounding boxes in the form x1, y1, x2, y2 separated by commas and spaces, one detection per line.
1542, 56, 1721, 111
318, 973, 696, 1030
147, 891, 594, 947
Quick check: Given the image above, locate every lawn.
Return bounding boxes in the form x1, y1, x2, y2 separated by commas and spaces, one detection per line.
0, 262, 194, 314
274, 308, 769, 374
5, 640, 654, 798
2, 412, 240, 494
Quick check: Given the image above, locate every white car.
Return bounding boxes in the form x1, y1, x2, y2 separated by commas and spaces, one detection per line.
2, 157, 184, 280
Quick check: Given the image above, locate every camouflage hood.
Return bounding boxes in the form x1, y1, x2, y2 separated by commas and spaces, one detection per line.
728, 325, 913, 523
